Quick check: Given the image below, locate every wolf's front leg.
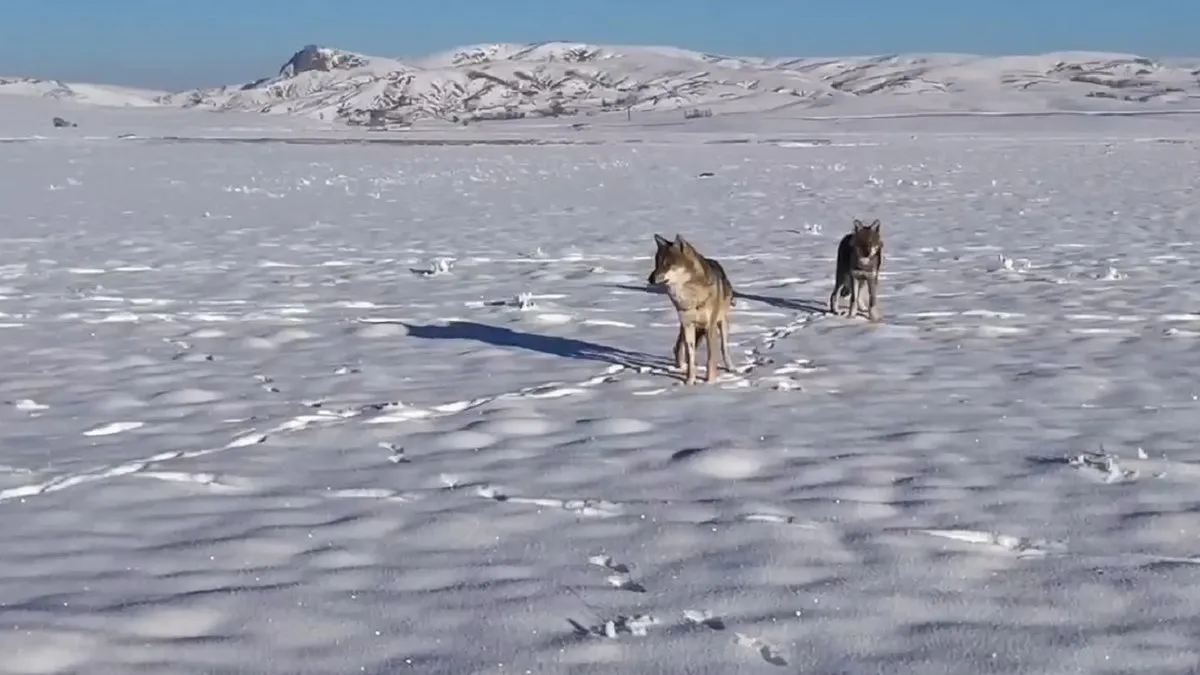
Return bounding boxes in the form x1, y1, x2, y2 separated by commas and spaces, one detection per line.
704, 323, 719, 383
866, 275, 882, 322
855, 280, 872, 315
847, 278, 860, 319
681, 323, 698, 385
717, 317, 734, 372
673, 324, 686, 370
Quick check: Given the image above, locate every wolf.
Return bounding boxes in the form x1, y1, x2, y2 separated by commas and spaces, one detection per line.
829, 218, 884, 321
647, 233, 736, 385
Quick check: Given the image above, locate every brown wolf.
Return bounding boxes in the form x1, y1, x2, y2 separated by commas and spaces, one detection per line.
647, 233, 736, 385
828, 218, 883, 321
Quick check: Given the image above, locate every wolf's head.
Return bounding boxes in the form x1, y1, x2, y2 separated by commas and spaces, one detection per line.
850, 219, 882, 264
648, 233, 700, 287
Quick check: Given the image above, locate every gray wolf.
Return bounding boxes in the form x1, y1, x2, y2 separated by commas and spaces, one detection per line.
647, 233, 736, 384
829, 218, 883, 321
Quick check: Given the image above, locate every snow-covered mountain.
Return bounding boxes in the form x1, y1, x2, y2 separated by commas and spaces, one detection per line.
155, 43, 1200, 125
8, 42, 1200, 126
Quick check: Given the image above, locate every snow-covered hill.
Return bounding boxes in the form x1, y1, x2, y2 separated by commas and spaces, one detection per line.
8, 42, 1200, 126
0, 77, 166, 107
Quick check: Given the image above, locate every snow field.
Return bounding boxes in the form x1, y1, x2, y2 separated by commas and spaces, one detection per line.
1, 133, 1200, 673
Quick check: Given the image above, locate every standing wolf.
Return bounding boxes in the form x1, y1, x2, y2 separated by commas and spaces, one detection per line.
829, 218, 884, 321
647, 233, 736, 385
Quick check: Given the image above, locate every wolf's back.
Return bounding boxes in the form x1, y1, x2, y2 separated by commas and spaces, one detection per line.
703, 256, 736, 307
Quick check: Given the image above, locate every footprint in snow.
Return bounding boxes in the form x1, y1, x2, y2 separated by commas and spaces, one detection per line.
379, 442, 409, 463
734, 633, 788, 667
83, 421, 144, 437
568, 614, 660, 638
587, 554, 646, 593
682, 609, 726, 631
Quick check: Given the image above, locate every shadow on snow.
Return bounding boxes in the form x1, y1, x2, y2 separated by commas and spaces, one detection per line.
401, 319, 674, 371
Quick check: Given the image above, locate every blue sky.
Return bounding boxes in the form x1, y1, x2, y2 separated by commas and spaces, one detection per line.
0, 0, 1194, 90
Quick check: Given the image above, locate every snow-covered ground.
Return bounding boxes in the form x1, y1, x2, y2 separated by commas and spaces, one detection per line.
3, 109, 1200, 674
8, 92, 1200, 145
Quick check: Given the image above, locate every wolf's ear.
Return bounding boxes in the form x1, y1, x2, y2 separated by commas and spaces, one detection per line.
852, 219, 864, 231
654, 233, 671, 248
869, 219, 881, 232
674, 234, 693, 251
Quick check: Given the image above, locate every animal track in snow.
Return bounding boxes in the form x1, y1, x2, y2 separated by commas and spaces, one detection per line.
568, 613, 660, 639
469, 474, 833, 531
134, 471, 251, 492
1047, 446, 1191, 483
82, 421, 144, 437
365, 364, 625, 425
715, 312, 816, 388
410, 257, 455, 277
682, 609, 726, 630
756, 357, 820, 391
0, 401, 327, 503
734, 633, 788, 667
0, 460, 152, 501
379, 442, 409, 463
325, 487, 421, 503
254, 374, 281, 393
1067, 451, 1139, 483
477, 484, 624, 518
713, 512, 822, 528
587, 554, 646, 592
468, 292, 546, 311
991, 252, 1033, 273
586, 553, 629, 573
918, 528, 1067, 558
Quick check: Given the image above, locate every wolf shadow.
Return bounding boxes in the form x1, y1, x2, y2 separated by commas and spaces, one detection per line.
402, 320, 674, 371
